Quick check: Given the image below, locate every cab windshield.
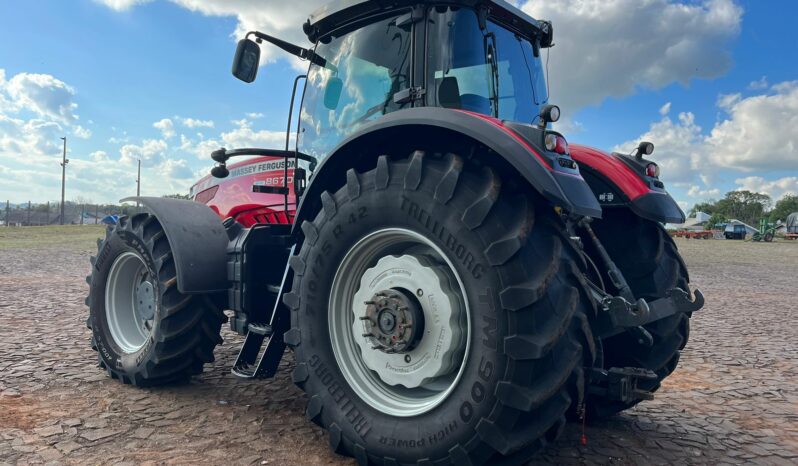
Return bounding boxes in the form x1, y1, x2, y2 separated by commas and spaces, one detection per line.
427, 7, 548, 123
298, 13, 412, 159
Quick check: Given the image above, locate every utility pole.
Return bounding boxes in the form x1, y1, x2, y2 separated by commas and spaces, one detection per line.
60, 137, 69, 225
27, 201, 31, 226
5, 200, 9, 227
46, 201, 50, 225
136, 158, 141, 208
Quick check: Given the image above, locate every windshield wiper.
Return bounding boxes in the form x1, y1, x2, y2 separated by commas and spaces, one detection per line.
484, 32, 500, 118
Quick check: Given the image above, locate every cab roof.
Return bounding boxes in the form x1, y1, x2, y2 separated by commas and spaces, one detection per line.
303, 0, 548, 44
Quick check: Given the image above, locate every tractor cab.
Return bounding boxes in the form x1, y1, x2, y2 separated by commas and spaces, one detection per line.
298, 2, 553, 159
232, 0, 556, 162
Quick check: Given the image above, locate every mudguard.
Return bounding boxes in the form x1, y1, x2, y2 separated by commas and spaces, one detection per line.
570, 145, 685, 224
121, 197, 229, 294
293, 107, 601, 231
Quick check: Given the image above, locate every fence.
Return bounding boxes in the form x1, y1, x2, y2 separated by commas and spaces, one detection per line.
1, 200, 142, 227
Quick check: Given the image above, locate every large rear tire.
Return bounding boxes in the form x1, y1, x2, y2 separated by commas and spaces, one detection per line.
86, 213, 226, 386
284, 151, 595, 464
588, 208, 691, 416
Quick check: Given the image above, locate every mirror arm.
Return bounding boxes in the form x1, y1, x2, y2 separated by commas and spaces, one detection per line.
247, 31, 328, 68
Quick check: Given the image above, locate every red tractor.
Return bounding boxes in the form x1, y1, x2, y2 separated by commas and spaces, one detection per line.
86, 1, 704, 463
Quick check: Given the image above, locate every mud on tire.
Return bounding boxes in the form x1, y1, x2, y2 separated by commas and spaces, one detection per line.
284, 151, 596, 464
86, 213, 226, 386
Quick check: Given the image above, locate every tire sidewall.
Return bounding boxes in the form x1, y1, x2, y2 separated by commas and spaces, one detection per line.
89, 226, 161, 374
294, 180, 507, 459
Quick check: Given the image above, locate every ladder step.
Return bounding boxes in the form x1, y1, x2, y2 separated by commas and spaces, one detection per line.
247, 323, 273, 336
231, 365, 254, 378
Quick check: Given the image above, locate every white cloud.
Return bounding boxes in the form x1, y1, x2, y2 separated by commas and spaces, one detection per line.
613, 80, 798, 207
5, 72, 80, 123
180, 117, 285, 159
734, 176, 798, 201
687, 185, 721, 199
73, 125, 92, 139
97, 0, 326, 68
180, 117, 214, 128
659, 102, 672, 116
119, 138, 168, 165
706, 81, 798, 171
613, 111, 704, 185
94, 0, 153, 11
0, 67, 215, 203
153, 118, 176, 139
717, 93, 742, 110
519, 0, 742, 114
90, 150, 109, 162
748, 76, 768, 90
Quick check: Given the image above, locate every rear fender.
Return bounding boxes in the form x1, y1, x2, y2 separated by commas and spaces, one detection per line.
293, 107, 601, 232
122, 197, 229, 294
570, 145, 685, 224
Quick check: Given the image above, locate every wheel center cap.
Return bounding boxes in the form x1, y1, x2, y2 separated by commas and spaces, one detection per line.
135, 280, 156, 321
378, 310, 396, 333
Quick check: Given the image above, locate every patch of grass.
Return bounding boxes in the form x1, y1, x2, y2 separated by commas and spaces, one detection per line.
0, 225, 105, 250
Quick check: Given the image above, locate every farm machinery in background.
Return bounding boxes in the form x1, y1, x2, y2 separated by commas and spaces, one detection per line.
787, 212, 798, 240
84, 1, 704, 464
752, 219, 777, 242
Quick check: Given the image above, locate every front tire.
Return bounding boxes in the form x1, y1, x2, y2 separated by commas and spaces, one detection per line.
285, 152, 595, 464
86, 213, 226, 386
588, 208, 691, 416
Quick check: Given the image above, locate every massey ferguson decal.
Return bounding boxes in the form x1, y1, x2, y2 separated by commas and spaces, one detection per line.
191, 158, 296, 197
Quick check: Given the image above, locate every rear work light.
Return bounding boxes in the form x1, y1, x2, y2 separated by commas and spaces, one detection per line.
545, 133, 570, 155
646, 162, 660, 178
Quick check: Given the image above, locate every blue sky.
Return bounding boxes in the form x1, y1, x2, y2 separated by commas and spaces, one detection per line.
0, 0, 796, 211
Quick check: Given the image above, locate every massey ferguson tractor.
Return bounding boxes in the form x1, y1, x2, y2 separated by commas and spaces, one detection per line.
85, 1, 704, 463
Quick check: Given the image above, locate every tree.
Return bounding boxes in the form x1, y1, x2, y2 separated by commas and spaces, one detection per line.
689, 201, 718, 216
706, 212, 727, 230
162, 193, 191, 200
770, 194, 798, 223
688, 190, 771, 227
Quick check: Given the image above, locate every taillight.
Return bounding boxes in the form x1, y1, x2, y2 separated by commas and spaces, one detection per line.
545, 133, 570, 155
646, 163, 660, 178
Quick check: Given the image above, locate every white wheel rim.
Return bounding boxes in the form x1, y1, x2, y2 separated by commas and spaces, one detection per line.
329, 228, 471, 417
105, 252, 155, 353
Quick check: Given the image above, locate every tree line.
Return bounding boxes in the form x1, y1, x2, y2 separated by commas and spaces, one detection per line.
690, 191, 798, 227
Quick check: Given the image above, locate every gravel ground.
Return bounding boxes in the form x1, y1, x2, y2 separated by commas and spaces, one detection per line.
1, 229, 797, 465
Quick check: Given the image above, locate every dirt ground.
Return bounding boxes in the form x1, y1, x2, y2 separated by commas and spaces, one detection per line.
1, 226, 797, 465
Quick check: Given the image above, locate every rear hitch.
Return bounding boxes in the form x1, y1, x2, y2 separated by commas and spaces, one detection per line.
586, 367, 658, 404
591, 287, 704, 339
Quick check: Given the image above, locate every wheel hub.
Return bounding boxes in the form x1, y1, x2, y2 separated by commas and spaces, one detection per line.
361, 289, 424, 353
352, 254, 464, 389
135, 280, 156, 321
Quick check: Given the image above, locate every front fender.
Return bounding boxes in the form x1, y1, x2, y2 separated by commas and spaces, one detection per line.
570, 145, 685, 224
294, 107, 601, 231
121, 197, 229, 294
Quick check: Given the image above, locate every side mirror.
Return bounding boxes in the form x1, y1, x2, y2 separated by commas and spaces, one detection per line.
324, 76, 343, 110
232, 39, 261, 83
